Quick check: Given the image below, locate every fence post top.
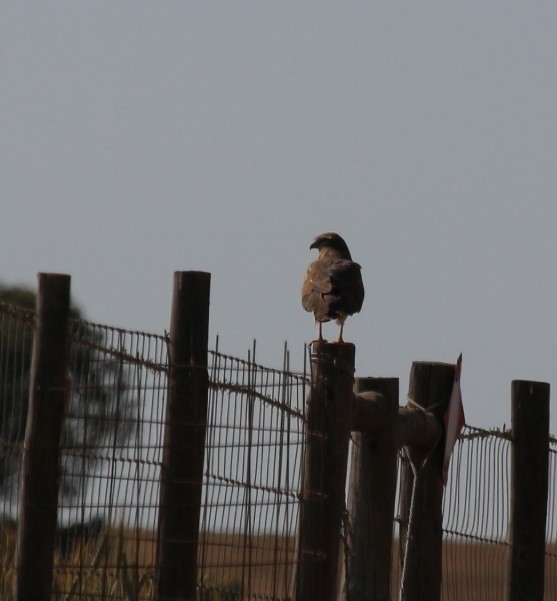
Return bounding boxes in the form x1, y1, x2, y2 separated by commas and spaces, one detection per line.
36, 272, 71, 282
173, 270, 211, 278
511, 379, 550, 392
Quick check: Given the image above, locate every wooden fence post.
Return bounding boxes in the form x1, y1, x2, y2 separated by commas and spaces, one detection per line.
506, 380, 550, 601
155, 271, 211, 601
294, 343, 355, 601
345, 377, 399, 601
15, 273, 71, 601
399, 361, 454, 601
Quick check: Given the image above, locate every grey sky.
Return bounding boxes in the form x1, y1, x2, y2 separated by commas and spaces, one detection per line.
2, 3, 557, 432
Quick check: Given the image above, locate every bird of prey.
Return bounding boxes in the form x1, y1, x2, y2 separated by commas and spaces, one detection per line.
301, 232, 364, 343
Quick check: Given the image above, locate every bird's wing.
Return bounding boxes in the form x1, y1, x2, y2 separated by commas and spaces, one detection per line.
301, 259, 334, 313
327, 260, 365, 314
302, 258, 364, 317
302, 259, 334, 295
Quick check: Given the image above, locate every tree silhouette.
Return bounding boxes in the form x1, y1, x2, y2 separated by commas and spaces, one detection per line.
0, 284, 135, 517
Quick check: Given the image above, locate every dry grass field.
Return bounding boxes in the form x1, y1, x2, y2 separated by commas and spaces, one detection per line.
1, 521, 555, 600
198, 535, 557, 600
392, 539, 557, 601
120, 532, 557, 600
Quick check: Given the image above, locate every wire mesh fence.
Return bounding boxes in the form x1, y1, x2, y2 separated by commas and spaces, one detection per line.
1, 299, 556, 599
54, 320, 168, 600
198, 344, 306, 600
546, 436, 557, 599
0, 302, 34, 522
0, 303, 34, 601
0, 302, 308, 601
391, 425, 557, 600
440, 425, 512, 601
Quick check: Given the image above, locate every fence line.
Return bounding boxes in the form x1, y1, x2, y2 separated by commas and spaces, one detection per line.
1, 297, 556, 599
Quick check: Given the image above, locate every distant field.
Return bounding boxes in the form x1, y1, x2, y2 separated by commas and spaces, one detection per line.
1, 522, 556, 600
392, 539, 557, 601
199, 535, 557, 600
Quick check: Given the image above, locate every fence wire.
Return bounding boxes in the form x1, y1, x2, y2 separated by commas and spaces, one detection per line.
1, 301, 557, 600
199, 342, 306, 600
0, 303, 34, 601
547, 436, 557, 599
53, 320, 168, 600
440, 425, 512, 601
0, 304, 308, 601
393, 425, 557, 601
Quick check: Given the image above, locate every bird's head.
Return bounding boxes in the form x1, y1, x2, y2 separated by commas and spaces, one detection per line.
310, 232, 352, 259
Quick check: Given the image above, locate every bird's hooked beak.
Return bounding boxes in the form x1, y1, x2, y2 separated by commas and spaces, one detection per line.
310, 238, 321, 250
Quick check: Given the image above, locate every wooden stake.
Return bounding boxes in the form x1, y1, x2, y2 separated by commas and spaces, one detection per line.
347, 377, 399, 601
506, 380, 550, 601
16, 273, 71, 601
155, 271, 211, 601
294, 342, 355, 601
399, 361, 454, 601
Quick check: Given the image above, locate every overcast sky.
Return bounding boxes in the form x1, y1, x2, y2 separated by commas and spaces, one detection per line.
2, 3, 557, 432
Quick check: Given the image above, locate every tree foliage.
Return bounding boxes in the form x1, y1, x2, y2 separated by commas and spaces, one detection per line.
0, 284, 135, 516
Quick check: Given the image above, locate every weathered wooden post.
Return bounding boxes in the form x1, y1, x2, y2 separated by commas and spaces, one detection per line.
399, 361, 454, 601
294, 342, 355, 601
346, 377, 399, 601
155, 271, 211, 601
506, 380, 550, 601
16, 273, 71, 601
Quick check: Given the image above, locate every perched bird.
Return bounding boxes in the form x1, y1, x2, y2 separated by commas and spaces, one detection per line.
301, 232, 365, 343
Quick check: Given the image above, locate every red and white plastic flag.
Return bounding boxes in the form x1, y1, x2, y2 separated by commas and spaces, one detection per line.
442, 353, 465, 485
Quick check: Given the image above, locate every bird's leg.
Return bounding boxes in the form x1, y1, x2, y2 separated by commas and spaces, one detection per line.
336, 322, 345, 344
335, 316, 346, 343
310, 321, 326, 345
